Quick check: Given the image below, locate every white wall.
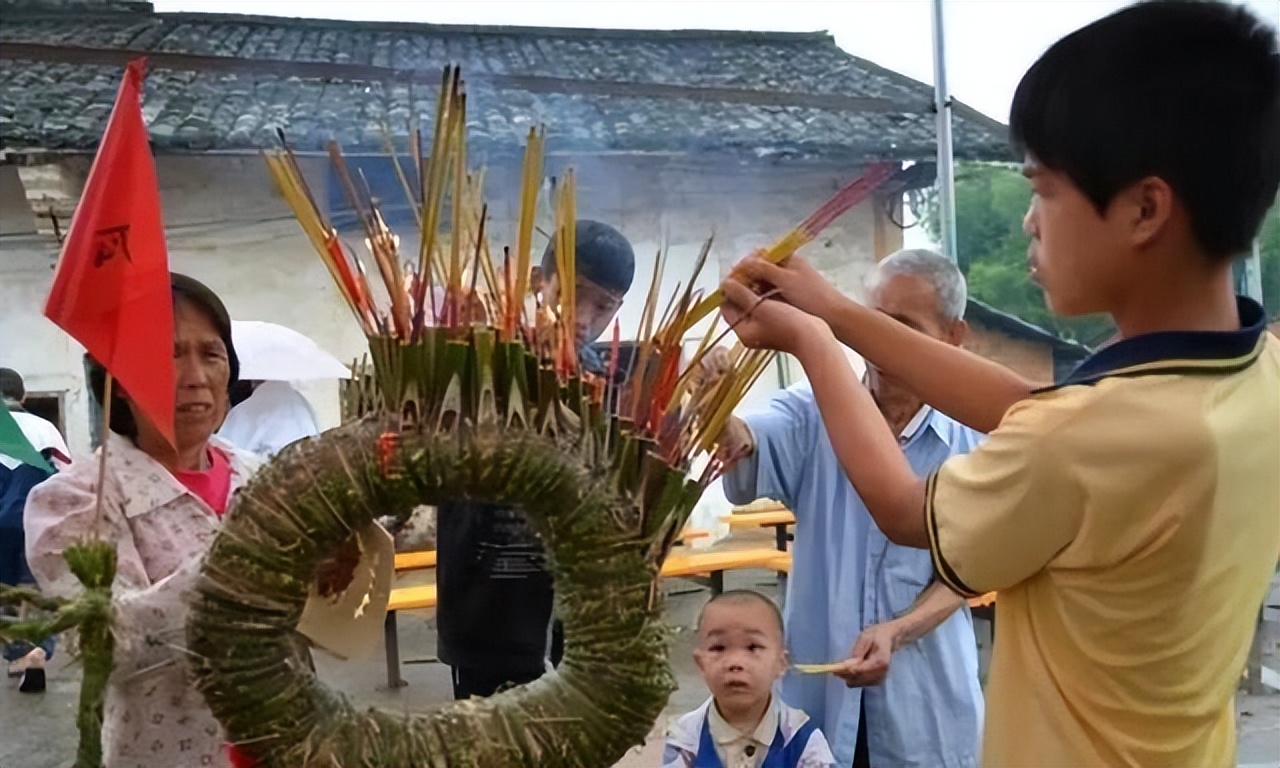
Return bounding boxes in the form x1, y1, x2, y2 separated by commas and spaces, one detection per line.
0, 242, 95, 449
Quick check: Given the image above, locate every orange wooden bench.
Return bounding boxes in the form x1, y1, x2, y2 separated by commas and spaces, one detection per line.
968, 591, 998, 639
677, 528, 711, 544
661, 548, 792, 595
382, 529, 722, 686
387, 583, 437, 612
722, 509, 796, 551
968, 592, 997, 608
390, 528, 709, 574
393, 550, 437, 571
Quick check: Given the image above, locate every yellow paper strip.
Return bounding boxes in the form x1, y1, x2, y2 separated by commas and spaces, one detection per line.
793, 662, 844, 675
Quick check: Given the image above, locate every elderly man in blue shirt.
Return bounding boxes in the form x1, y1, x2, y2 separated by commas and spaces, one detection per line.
719, 249, 984, 768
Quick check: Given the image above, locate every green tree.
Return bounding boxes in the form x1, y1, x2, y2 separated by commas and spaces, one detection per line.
1254, 205, 1279, 318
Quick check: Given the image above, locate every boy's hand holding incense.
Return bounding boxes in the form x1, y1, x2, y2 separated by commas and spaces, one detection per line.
729, 252, 847, 323
736, 249, 1040, 432
720, 278, 833, 358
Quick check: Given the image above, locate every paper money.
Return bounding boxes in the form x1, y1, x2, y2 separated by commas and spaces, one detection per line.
793, 662, 844, 675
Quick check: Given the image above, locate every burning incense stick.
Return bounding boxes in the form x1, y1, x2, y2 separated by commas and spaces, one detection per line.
267, 65, 788, 474
682, 161, 899, 331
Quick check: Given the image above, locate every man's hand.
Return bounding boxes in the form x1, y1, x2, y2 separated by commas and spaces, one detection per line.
691, 348, 755, 467
691, 346, 732, 393
714, 415, 755, 467
728, 253, 846, 322
833, 620, 902, 688
720, 279, 831, 356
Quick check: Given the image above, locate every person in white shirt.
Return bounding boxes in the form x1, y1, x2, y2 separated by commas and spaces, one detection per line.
665, 590, 836, 768
218, 379, 321, 456
1, 368, 70, 469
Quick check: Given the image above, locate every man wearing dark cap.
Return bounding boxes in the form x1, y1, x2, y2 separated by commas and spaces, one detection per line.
436, 219, 636, 699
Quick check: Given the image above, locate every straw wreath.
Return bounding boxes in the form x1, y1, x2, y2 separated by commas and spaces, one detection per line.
186, 65, 868, 766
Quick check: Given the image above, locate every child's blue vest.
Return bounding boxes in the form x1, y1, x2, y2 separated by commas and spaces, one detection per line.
692, 713, 820, 768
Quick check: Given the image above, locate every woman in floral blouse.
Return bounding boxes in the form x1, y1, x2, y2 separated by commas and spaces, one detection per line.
25, 274, 262, 768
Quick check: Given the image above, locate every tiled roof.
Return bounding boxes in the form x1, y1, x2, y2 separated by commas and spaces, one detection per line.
0, 2, 1011, 162
968, 299, 1091, 354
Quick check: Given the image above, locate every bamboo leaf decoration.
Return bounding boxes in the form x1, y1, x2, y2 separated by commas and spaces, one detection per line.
192, 66, 776, 767
0, 540, 117, 768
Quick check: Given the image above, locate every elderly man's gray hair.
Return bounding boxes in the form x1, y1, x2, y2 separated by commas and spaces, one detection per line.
866, 248, 968, 322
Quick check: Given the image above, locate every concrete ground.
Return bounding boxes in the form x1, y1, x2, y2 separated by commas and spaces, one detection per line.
4, 550, 1278, 768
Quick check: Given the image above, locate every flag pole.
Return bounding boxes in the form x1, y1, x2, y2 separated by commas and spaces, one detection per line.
92, 373, 113, 532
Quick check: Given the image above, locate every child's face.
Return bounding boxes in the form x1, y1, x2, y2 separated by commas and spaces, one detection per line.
1021, 157, 1132, 317
693, 600, 788, 711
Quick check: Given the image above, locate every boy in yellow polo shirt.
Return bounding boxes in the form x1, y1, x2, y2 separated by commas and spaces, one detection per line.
717, 1, 1279, 765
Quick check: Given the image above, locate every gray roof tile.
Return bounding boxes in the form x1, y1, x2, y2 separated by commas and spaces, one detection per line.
0, 4, 1011, 162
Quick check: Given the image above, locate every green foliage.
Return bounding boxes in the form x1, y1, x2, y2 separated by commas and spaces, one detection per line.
1, 540, 116, 768
189, 323, 733, 767
1256, 206, 1279, 318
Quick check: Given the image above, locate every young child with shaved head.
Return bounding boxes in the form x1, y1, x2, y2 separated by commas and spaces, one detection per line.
664, 590, 836, 768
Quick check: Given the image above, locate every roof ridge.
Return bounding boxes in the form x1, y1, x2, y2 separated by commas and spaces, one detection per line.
161, 12, 837, 44
0, 41, 926, 113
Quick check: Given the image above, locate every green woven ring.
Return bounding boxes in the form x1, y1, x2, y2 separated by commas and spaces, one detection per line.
187, 415, 700, 767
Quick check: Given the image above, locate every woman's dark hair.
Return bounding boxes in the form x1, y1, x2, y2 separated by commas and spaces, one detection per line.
87, 273, 238, 438
1009, 0, 1280, 259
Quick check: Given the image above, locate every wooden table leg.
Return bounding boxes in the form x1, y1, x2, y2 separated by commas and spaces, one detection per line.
384, 610, 408, 688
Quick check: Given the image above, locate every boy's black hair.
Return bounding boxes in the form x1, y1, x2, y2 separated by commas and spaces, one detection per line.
698, 589, 785, 638
1010, 0, 1280, 260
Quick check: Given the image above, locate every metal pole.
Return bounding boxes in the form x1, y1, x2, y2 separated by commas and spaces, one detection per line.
1242, 238, 1264, 303
775, 353, 791, 389
931, 0, 959, 264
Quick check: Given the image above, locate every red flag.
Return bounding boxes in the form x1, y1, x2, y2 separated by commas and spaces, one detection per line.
44, 58, 175, 447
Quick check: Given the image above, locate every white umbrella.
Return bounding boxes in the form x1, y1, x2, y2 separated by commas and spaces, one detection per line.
231, 320, 352, 381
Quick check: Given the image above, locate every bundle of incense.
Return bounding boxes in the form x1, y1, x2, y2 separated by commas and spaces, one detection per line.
681, 161, 899, 333
265, 64, 799, 475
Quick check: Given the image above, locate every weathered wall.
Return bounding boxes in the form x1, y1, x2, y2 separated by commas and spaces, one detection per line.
963, 321, 1053, 383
